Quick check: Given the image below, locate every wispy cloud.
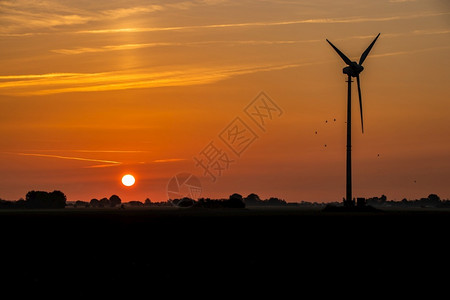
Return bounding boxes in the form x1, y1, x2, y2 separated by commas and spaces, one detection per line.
371, 46, 450, 59
0, 62, 318, 95
77, 12, 450, 35
2, 0, 446, 37
0, 73, 84, 80
0, 0, 230, 36
51, 39, 320, 55
101, 5, 164, 18
84, 164, 121, 169
412, 29, 450, 35
389, 0, 416, 3
2, 38, 449, 96
152, 158, 187, 163
51, 27, 450, 56
11, 151, 187, 167
0, 1, 92, 34
10, 149, 147, 154
13, 152, 122, 168
52, 43, 183, 55
74, 150, 147, 154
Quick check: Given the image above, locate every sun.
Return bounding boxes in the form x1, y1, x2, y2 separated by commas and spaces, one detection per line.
121, 174, 136, 187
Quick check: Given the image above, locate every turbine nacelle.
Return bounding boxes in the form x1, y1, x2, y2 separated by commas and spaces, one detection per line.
343, 62, 364, 77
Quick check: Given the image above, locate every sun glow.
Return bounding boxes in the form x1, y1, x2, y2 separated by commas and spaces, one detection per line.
121, 174, 136, 187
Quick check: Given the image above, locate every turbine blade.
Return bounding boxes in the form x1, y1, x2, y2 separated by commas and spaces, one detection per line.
359, 33, 380, 65
326, 39, 352, 65
357, 75, 364, 133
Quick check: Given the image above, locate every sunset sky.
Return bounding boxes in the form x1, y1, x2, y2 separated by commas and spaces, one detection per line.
0, 0, 449, 203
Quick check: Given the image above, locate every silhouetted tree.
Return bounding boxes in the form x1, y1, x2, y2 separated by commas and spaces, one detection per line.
144, 198, 152, 206
244, 193, 261, 205
16, 198, 26, 207
50, 190, 67, 208
99, 197, 110, 207
75, 200, 89, 208
0, 199, 13, 209
196, 198, 220, 208
25, 190, 66, 208
90, 198, 100, 207
428, 194, 440, 204
109, 195, 121, 207
266, 197, 286, 206
177, 197, 195, 207
128, 200, 144, 207
226, 193, 245, 208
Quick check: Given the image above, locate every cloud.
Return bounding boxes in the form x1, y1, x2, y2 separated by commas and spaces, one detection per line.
101, 5, 164, 18
84, 164, 121, 169
1, 25, 448, 96
52, 42, 182, 55
3, 0, 445, 37
152, 158, 187, 163
389, 0, 416, 3
77, 11, 450, 35
11, 149, 147, 154
0, 0, 230, 35
74, 150, 147, 154
13, 152, 122, 168
412, 29, 450, 35
0, 73, 82, 80
0, 1, 93, 33
371, 46, 450, 59
0, 62, 319, 95
46, 28, 450, 57
51, 39, 320, 55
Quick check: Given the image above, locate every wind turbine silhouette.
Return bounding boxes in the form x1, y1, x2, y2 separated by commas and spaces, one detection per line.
326, 33, 380, 207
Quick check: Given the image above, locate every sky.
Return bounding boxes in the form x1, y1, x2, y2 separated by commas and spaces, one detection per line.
0, 0, 449, 203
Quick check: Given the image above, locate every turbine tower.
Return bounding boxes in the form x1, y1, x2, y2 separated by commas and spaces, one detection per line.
326, 33, 380, 207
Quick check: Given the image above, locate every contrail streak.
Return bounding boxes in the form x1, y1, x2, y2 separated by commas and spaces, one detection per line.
15, 152, 122, 165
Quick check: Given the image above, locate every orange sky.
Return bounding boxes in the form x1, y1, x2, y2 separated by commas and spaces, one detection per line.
0, 0, 449, 202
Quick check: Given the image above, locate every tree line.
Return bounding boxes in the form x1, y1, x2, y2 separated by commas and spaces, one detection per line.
1, 191, 448, 209
0, 191, 286, 209
0, 190, 66, 209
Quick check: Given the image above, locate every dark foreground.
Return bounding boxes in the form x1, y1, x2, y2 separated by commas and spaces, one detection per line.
1, 207, 449, 296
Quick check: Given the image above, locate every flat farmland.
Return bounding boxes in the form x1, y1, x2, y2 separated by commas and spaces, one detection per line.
1, 207, 448, 296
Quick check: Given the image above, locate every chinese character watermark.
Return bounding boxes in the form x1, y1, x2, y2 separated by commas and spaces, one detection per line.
194, 91, 283, 182
166, 91, 283, 201
167, 172, 202, 202
193, 141, 234, 182
219, 117, 258, 157
245, 91, 283, 132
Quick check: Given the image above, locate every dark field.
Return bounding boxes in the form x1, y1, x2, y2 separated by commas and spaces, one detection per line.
1, 207, 449, 296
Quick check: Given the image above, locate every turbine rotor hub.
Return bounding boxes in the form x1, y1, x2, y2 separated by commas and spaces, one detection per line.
343, 62, 364, 77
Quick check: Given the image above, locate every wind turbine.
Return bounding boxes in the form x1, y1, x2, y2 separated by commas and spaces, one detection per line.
326, 33, 380, 207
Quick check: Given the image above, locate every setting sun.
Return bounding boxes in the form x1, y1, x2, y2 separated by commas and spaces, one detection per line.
121, 174, 136, 187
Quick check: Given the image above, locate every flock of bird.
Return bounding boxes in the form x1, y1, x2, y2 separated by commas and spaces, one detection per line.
314, 118, 380, 158
314, 118, 337, 148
